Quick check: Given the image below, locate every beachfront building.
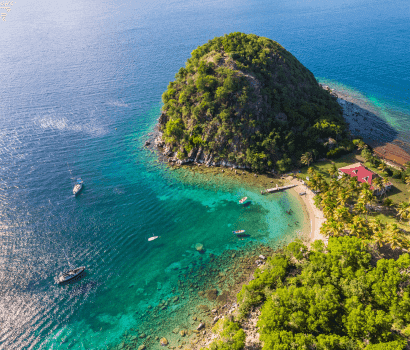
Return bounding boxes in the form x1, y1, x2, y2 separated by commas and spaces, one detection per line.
338, 162, 392, 196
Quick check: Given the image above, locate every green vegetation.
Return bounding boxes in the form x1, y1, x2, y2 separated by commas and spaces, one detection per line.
200, 319, 246, 350
159, 32, 348, 172
295, 140, 410, 248
305, 168, 410, 249
236, 237, 410, 349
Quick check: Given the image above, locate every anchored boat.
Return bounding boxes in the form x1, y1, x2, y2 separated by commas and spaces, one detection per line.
57, 250, 85, 285
232, 230, 245, 235
73, 178, 83, 196
239, 197, 247, 204
57, 266, 86, 284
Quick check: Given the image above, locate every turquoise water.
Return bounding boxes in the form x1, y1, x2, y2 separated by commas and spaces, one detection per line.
0, 0, 409, 349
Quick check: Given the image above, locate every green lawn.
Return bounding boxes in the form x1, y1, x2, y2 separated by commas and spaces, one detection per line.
363, 162, 410, 205
296, 152, 363, 182
296, 152, 409, 205
295, 151, 410, 234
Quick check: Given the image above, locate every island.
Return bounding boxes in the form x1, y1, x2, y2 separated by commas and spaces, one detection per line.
156, 32, 350, 173
135, 33, 410, 350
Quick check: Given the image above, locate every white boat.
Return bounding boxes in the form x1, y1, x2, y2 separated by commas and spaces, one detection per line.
57, 266, 86, 284
57, 250, 85, 285
73, 178, 83, 196
232, 230, 245, 235
148, 236, 159, 241
239, 197, 247, 204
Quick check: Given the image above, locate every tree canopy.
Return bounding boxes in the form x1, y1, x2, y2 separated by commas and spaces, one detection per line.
159, 32, 347, 172
236, 237, 410, 349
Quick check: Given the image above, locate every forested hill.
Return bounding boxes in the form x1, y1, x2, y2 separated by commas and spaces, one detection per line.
158, 32, 348, 172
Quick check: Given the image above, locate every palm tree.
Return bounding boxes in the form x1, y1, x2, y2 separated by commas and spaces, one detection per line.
321, 191, 337, 206
354, 200, 368, 220
373, 231, 385, 248
355, 139, 368, 151
382, 177, 391, 196
307, 167, 315, 177
349, 177, 360, 198
334, 206, 352, 224
353, 215, 367, 230
328, 164, 338, 178
359, 188, 376, 217
383, 198, 394, 208
328, 179, 341, 192
320, 221, 331, 237
396, 202, 410, 222
378, 162, 388, 174
386, 223, 402, 250
313, 173, 326, 192
359, 182, 371, 191
321, 219, 337, 237
323, 204, 335, 219
301, 152, 313, 168
340, 173, 350, 186
361, 148, 373, 163
348, 222, 365, 238
372, 177, 383, 197
307, 178, 317, 191
369, 217, 385, 235
337, 189, 351, 207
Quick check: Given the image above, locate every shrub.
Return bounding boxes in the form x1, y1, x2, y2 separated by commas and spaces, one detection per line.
202, 320, 245, 350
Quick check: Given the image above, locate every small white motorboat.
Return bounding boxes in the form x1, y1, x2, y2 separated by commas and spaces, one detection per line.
239, 197, 247, 204
232, 230, 245, 235
73, 178, 83, 196
148, 236, 159, 241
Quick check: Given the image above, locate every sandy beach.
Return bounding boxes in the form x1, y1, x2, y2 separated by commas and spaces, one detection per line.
286, 176, 327, 244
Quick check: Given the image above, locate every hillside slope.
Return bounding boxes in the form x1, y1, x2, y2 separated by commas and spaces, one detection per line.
158, 32, 347, 172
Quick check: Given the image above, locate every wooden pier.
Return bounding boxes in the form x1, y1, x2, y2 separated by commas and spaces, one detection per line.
261, 184, 296, 195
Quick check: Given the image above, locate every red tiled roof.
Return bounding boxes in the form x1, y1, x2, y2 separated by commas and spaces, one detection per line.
338, 162, 377, 189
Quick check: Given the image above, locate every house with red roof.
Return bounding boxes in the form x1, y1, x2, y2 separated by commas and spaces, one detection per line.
338, 162, 391, 195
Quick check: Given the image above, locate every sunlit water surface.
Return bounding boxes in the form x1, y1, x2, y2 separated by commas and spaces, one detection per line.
0, 0, 409, 348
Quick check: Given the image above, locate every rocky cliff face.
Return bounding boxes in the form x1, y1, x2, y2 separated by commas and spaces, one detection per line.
157, 33, 345, 171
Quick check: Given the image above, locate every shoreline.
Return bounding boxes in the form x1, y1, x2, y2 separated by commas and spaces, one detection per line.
287, 176, 327, 243
133, 82, 410, 350
326, 84, 410, 168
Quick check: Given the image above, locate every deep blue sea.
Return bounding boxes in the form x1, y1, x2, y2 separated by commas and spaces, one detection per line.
1, 0, 409, 349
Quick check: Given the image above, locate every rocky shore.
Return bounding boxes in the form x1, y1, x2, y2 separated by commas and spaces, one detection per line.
110, 242, 302, 350
150, 120, 250, 169
133, 83, 410, 350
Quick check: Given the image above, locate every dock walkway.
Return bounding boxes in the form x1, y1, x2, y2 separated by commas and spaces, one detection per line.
261, 184, 296, 194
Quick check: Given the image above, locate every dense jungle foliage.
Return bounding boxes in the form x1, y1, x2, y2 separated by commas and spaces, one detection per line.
234, 237, 410, 349
159, 32, 348, 172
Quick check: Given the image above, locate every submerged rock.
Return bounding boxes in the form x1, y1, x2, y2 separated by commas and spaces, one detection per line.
205, 289, 218, 301
195, 243, 204, 252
